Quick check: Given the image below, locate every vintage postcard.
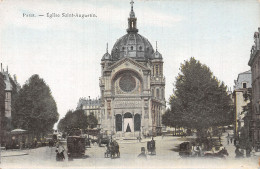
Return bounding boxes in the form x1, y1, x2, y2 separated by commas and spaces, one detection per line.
0, 0, 260, 168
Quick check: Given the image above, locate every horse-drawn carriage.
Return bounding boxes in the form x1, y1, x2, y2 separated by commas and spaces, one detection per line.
98, 134, 110, 147
104, 140, 120, 159
147, 139, 156, 155
67, 129, 86, 160
179, 142, 192, 157
67, 136, 85, 160
178, 141, 228, 158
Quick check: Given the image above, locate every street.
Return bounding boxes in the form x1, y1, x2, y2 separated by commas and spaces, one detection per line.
1, 130, 259, 169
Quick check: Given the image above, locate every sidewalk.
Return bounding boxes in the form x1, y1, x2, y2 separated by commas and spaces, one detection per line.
1, 149, 29, 157
221, 130, 237, 158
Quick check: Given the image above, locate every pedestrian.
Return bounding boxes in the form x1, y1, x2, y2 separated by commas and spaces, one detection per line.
56, 142, 65, 161
252, 147, 256, 156
137, 147, 147, 159
34, 137, 37, 148
230, 138, 233, 143
227, 139, 229, 145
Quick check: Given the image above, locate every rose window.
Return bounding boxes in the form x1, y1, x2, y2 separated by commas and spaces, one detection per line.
119, 74, 136, 92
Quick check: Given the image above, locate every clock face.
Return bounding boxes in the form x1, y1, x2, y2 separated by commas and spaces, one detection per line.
119, 74, 136, 92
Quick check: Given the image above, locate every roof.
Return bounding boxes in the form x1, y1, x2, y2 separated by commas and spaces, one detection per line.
151, 50, 162, 59
2, 71, 12, 91
110, 32, 155, 61
76, 98, 101, 110
238, 70, 251, 75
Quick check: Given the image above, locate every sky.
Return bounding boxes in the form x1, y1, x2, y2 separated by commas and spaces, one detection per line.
0, 0, 260, 128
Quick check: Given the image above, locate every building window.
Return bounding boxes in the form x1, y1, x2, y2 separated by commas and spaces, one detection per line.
156, 65, 159, 76
134, 114, 141, 131
152, 89, 154, 97
161, 89, 164, 99
139, 46, 142, 51
156, 88, 159, 98
116, 114, 122, 132
242, 82, 247, 89
131, 46, 133, 50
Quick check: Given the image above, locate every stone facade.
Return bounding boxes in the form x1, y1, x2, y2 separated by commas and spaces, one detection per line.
0, 71, 6, 142
248, 27, 260, 149
99, 2, 166, 138
76, 97, 101, 125
233, 70, 251, 137
1, 65, 20, 131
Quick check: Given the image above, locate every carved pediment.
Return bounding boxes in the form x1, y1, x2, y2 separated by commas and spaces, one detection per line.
106, 57, 150, 72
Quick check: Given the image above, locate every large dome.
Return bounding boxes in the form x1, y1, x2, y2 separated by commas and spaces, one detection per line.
111, 33, 154, 60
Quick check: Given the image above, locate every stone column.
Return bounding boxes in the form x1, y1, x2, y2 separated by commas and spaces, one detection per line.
122, 112, 124, 133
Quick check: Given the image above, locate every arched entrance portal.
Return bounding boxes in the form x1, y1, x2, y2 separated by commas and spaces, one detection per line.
124, 113, 133, 132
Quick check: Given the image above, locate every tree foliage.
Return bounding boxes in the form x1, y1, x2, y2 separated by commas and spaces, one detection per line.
57, 110, 98, 133
12, 74, 59, 136
239, 88, 252, 147
163, 57, 233, 132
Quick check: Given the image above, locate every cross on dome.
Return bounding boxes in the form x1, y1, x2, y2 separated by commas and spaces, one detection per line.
130, 0, 134, 11
129, 0, 135, 18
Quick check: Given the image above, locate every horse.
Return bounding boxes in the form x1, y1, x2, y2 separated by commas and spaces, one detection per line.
110, 141, 120, 159
204, 148, 229, 158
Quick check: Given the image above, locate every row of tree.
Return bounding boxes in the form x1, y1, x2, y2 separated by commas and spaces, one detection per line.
57, 109, 98, 133
162, 57, 234, 138
12, 75, 59, 137
11, 74, 98, 138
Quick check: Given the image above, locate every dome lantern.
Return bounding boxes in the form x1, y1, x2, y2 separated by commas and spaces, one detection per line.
101, 43, 111, 61
127, 0, 138, 33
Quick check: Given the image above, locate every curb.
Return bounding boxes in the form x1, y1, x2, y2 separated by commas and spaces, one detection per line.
1, 153, 29, 157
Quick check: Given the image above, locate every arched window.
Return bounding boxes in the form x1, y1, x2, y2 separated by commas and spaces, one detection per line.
124, 112, 133, 118
156, 88, 159, 98
139, 46, 142, 50
131, 46, 133, 50
161, 88, 164, 99
116, 114, 122, 131
156, 65, 159, 76
134, 114, 141, 131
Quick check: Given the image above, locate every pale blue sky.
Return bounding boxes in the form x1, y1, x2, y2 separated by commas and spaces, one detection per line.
0, 0, 260, 127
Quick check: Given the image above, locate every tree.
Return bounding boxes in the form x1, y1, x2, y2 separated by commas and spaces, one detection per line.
57, 110, 98, 133
87, 113, 98, 129
239, 88, 252, 148
163, 57, 233, 137
12, 74, 59, 137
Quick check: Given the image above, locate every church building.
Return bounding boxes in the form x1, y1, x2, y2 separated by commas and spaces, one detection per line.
99, 1, 166, 138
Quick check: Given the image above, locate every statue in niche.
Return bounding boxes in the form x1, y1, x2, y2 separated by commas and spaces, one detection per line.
126, 123, 131, 132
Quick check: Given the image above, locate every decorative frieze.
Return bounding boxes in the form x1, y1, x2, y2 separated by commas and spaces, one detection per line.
114, 100, 141, 108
